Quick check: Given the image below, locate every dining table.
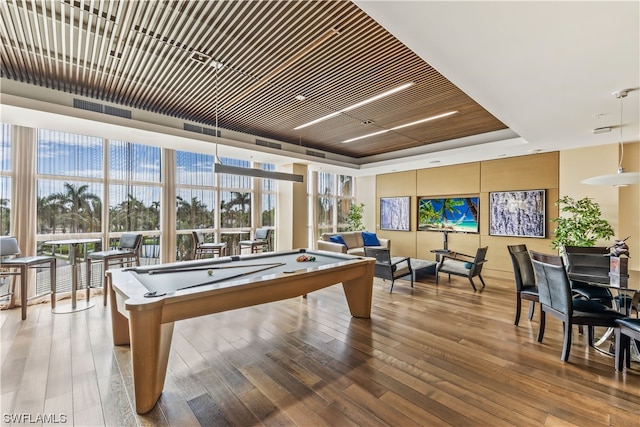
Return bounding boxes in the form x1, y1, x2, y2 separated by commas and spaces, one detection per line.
569, 270, 639, 360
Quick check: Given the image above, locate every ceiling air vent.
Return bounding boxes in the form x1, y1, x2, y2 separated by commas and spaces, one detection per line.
306, 149, 325, 158
256, 139, 282, 150
190, 51, 211, 64
62, 0, 117, 22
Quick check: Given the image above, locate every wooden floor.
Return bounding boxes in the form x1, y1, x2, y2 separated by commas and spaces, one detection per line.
1, 273, 639, 426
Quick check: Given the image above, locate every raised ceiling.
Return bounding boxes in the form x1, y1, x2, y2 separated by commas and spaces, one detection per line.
0, 0, 507, 159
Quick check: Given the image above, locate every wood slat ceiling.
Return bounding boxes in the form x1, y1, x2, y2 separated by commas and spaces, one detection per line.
0, 0, 508, 159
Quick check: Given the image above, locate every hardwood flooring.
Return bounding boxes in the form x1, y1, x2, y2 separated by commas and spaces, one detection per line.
1, 273, 638, 426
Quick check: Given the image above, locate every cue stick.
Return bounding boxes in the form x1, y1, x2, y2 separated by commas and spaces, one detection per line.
146, 262, 284, 275
177, 262, 286, 291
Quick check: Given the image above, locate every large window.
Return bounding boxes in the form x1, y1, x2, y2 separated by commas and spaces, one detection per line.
37, 130, 104, 235
312, 172, 356, 238
260, 163, 276, 227
0, 124, 10, 235
218, 157, 252, 228
109, 141, 162, 233
175, 151, 217, 260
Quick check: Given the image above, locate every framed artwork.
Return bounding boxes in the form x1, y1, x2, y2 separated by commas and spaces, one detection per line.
380, 197, 411, 231
417, 195, 479, 233
489, 190, 546, 237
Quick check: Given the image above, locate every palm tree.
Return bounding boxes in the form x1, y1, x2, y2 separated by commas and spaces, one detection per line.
48, 183, 101, 233
0, 197, 9, 235
230, 192, 251, 227
176, 196, 212, 229
37, 196, 58, 234
148, 201, 161, 230
110, 194, 146, 231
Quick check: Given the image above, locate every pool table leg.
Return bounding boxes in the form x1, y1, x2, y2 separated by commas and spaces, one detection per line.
341, 262, 374, 318
128, 305, 175, 414
108, 274, 130, 346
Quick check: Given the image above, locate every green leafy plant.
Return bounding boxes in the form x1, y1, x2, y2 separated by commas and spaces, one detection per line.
550, 196, 615, 249
345, 202, 365, 231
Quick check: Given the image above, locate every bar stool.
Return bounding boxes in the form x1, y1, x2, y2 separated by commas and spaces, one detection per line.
86, 233, 142, 305
0, 236, 56, 320
239, 228, 271, 254
192, 230, 227, 259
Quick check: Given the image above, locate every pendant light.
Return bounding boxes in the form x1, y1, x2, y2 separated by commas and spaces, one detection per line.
581, 90, 640, 186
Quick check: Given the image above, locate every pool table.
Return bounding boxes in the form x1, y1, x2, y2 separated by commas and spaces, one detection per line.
107, 248, 375, 414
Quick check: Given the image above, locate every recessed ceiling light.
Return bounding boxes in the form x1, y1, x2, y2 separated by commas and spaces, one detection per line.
294, 82, 414, 130
342, 111, 458, 143
295, 95, 306, 101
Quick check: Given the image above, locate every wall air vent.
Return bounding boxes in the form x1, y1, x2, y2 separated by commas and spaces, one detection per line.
202, 127, 220, 137
184, 123, 220, 137
73, 98, 132, 119
184, 123, 202, 133
104, 106, 132, 119
306, 149, 326, 158
73, 98, 103, 113
256, 139, 281, 150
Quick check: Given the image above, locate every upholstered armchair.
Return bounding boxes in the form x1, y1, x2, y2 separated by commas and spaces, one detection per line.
364, 247, 413, 293
435, 247, 488, 291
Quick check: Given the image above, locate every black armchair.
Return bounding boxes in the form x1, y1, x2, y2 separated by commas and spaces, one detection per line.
435, 247, 488, 291
507, 244, 539, 326
364, 247, 413, 293
530, 251, 624, 362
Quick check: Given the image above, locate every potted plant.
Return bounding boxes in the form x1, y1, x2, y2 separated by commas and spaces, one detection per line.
550, 196, 615, 250
345, 202, 365, 231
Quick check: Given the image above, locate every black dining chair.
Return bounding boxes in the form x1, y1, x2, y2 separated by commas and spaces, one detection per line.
530, 250, 624, 362
563, 245, 615, 306
507, 244, 539, 326
613, 291, 640, 372
0, 236, 57, 320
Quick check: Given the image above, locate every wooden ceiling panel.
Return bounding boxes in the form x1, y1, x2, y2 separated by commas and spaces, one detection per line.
0, 0, 507, 159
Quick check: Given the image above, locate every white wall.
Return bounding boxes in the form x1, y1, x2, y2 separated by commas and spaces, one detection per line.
559, 144, 619, 244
